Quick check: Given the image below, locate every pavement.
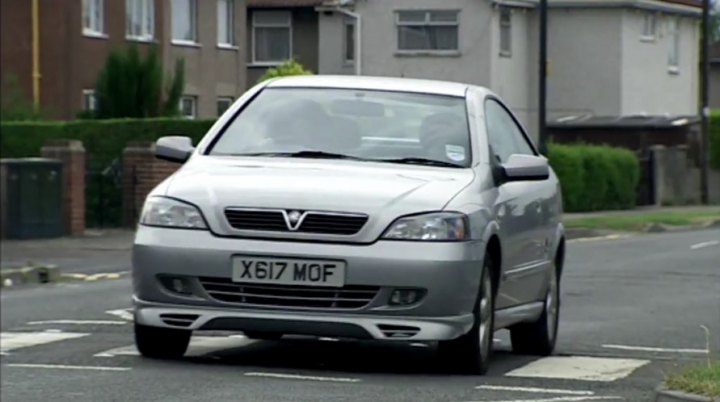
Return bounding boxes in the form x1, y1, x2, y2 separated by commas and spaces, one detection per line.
1, 227, 719, 401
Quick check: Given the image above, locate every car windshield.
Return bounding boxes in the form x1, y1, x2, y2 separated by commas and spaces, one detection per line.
208, 87, 472, 168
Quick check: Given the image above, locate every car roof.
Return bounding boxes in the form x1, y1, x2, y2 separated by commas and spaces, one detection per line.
265, 75, 487, 98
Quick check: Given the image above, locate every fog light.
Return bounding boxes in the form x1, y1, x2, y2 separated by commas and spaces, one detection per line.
159, 276, 194, 295
389, 289, 425, 306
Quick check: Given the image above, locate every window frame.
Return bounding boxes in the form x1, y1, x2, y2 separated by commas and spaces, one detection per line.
82, 89, 98, 112
395, 9, 460, 53
82, 0, 105, 37
217, 0, 235, 47
251, 10, 293, 65
179, 95, 198, 119
217, 96, 234, 116
126, 0, 155, 42
499, 7, 512, 57
343, 18, 356, 65
172, 0, 199, 45
640, 12, 657, 42
483, 96, 539, 165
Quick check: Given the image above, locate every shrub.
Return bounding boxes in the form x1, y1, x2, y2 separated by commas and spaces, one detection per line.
257, 59, 312, 84
711, 111, 720, 169
548, 143, 640, 212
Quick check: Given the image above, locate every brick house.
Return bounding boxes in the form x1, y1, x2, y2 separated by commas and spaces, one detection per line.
0, 0, 247, 120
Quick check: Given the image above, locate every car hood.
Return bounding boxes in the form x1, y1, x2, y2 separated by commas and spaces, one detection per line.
163, 156, 475, 241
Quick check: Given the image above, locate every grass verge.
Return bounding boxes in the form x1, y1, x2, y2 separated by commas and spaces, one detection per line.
665, 361, 720, 398
564, 210, 720, 232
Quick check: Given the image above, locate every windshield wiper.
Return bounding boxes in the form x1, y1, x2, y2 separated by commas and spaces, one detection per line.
375, 157, 463, 168
234, 151, 366, 160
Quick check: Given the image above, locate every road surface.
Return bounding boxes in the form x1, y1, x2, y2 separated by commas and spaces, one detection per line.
1, 229, 718, 402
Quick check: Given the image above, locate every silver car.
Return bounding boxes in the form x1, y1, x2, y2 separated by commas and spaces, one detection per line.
132, 75, 565, 374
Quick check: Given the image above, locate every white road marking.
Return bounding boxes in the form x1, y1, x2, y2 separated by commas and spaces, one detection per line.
95, 335, 255, 358
505, 356, 649, 382
6, 363, 130, 372
0, 332, 89, 352
602, 344, 709, 354
27, 320, 127, 326
474, 386, 593, 396
244, 372, 361, 383
472, 397, 623, 402
690, 240, 719, 250
105, 308, 133, 321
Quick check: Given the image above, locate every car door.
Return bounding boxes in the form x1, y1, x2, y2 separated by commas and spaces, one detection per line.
484, 98, 548, 308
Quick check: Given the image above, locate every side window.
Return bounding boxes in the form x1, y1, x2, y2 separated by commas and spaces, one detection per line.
484, 99, 535, 163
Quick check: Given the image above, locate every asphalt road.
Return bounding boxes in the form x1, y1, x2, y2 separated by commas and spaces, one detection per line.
1, 229, 718, 402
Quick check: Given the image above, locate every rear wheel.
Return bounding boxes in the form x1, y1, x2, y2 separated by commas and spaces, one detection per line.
437, 255, 495, 375
509, 262, 559, 356
135, 323, 191, 359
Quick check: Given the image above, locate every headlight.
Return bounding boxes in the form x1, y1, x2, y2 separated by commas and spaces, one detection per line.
382, 212, 468, 241
140, 197, 208, 229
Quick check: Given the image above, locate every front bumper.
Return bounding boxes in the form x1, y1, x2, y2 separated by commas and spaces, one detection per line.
133, 227, 485, 341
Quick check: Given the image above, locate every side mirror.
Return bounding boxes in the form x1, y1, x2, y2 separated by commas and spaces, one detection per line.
501, 154, 550, 182
155, 136, 195, 163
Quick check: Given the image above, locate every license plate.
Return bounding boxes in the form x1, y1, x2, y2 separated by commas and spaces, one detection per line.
232, 256, 346, 287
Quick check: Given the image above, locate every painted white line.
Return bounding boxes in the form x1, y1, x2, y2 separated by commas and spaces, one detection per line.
505, 356, 649, 382
690, 240, 719, 250
472, 397, 623, 402
105, 308, 133, 322
6, 363, 130, 372
244, 372, 361, 383
94, 345, 139, 358
0, 332, 89, 352
27, 320, 127, 326
602, 344, 709, 354
474, 385, 593, 396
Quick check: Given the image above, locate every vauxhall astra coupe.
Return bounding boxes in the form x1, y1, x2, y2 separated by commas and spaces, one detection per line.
132, 75, 566, 374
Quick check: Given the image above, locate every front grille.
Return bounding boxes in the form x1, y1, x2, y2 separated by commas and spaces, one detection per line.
198, 277, 379, 309
224, 209, 368, 236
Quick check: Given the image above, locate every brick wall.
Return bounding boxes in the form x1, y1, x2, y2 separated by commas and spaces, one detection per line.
122, 142, 180, 227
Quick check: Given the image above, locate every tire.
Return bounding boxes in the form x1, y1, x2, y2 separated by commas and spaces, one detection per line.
134, 323, 191, 359
243, 331, 283, 341
509, 262, 560, 356
437, 255, 495, 375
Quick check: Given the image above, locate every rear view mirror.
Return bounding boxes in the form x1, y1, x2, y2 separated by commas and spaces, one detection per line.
155, 136, 195, 163
501, 154, 550, 182
330, 99, 385, 117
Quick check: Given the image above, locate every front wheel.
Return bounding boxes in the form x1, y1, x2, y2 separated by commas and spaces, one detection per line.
509, 263, 560, 356
135, 323, 191, 359
437, 256, 495, 375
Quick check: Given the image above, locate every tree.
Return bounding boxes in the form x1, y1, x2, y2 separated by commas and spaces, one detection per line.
94, 45, 185, 119
257, 59, 312, 84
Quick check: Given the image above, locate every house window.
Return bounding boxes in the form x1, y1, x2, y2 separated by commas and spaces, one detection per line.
252, 11, 292, 63
396, 10, 459, 51
82, 0, 104, 36
668, 18, 680, 71
180, 96, 197, 119
82, 90, 97, 111
499, 7, 512, 57
217, 97, 234, 116
641, 13, 656, 41
126, 0, 154, 41
344, 19, 355, 63
218, 0, 234, 46
172, 0, 198, 43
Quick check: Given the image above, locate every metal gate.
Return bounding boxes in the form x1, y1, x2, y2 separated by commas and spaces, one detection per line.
85, 157, 122, 228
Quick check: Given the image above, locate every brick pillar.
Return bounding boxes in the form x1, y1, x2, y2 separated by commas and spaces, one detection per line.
122, 142, 180, 227
41, 140, 85, 236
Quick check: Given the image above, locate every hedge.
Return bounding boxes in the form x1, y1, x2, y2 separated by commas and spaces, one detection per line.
0, 118, 215, 227
711, 112, 720, 169
548, 143, 640, 212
